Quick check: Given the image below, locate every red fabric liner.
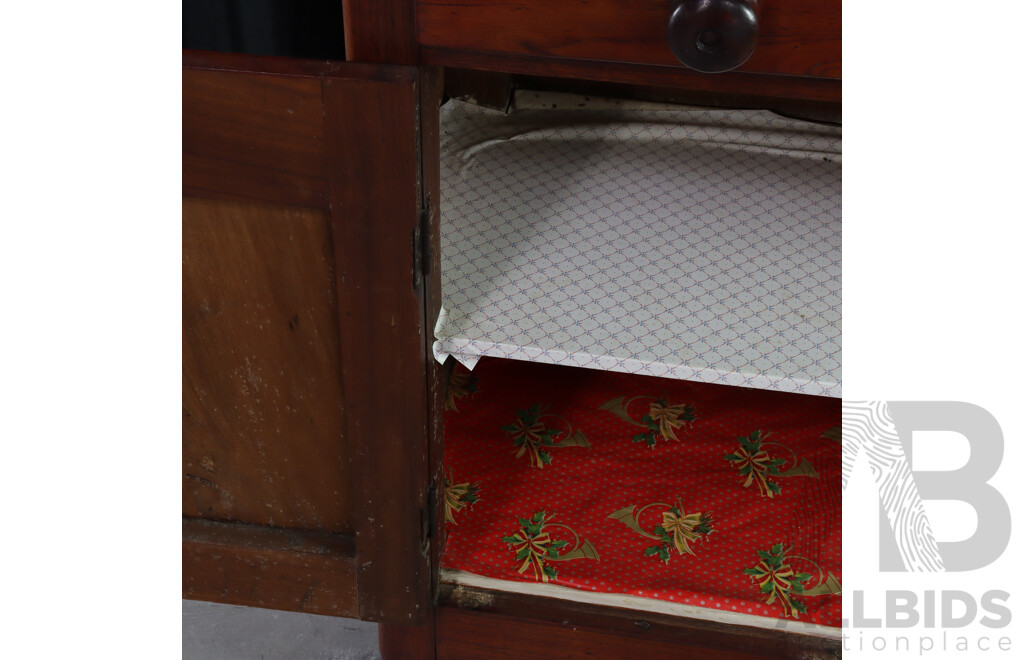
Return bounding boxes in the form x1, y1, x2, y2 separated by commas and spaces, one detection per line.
440, 358, 841, 628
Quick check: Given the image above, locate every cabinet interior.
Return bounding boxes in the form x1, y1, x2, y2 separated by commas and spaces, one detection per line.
434, 89, 842, 637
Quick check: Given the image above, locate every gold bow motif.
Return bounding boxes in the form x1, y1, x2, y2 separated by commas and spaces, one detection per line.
599, 396, 696, 447
648, 401, 691, 442
744, 544, 842, 619
501, 512, 599, 582
725, 430, 817, 498
444, 371, 478, 412
501, 404, 589, 468
443, 473, 479, 524
608, 501, 713, 563
661, 508, 708, 556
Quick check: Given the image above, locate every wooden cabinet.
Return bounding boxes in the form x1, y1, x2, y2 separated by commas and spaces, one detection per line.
183, 2, 841, 657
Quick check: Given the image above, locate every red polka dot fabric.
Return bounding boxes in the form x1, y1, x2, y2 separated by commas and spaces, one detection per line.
440, 358, 842, 628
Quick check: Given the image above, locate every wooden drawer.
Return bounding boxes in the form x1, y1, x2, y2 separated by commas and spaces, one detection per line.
417, 0, 840, 79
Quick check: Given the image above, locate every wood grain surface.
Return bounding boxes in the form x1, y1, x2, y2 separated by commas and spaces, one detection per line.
417, 0, 840, 78
323, 72, 433, 623
184, 51, 434, 624
183, 69, 330, 209
344, 0, 419, 64
419, 67, 448, 598
379, 622, 437, 660
423, 46, 841, 103
183, 518, 358, 617
183, 197, 352, 533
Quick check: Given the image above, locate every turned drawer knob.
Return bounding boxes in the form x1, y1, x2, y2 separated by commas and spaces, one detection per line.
667, 0, 759, 73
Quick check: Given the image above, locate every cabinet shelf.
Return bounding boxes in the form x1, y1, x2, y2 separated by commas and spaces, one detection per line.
439, 358, 842, 635
433, 96, 841, 396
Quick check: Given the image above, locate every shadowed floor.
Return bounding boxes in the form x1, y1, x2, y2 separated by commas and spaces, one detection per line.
183, 600, 380, 660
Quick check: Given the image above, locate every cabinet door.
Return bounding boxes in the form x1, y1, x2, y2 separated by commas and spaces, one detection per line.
182, 51, 438, 624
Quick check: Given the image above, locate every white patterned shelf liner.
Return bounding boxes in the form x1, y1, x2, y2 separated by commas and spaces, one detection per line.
433, 94, 841, 397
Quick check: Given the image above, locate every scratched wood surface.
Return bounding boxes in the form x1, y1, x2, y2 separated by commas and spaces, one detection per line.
183, 197, 352, 533
419, 67, 448, 601
323, 71, 433, 623
183, 51, 434, 624
183, 519, 359, 617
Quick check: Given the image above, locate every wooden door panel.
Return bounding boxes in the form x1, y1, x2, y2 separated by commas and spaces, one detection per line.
183, 197, 351, 533
183, 51, 434, 624
182, 70, 330, 208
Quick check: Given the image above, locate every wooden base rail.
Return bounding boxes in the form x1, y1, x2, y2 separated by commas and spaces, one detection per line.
430, 584, 840, 659
182, 518, 359, 618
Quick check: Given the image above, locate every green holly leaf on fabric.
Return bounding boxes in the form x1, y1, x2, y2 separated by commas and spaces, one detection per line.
744, 544, 816, 619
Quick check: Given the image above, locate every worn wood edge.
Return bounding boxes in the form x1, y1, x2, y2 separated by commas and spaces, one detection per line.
509, 74, 841, 125
439, 570, 838, 638
419, 66, 448, 602
182, 518, 359, 617
443, 68, 513, 112
436, 583, 840, 659
183, 49, 416, 84
323, 71, 432, 624
442, 68, 839, 123
184, 49, 336, 76
424, 47, 841, 103
183, 518, 356, 555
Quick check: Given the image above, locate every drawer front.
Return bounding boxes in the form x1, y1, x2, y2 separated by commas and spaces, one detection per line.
417, 0, 840, 79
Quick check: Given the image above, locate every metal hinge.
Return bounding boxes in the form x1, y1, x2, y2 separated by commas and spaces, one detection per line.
413, 206, 429, 289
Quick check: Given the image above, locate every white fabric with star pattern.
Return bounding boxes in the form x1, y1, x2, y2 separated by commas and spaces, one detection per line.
433, 94, 841, 397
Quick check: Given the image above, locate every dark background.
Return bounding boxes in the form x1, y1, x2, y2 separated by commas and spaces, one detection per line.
182, 0, 345, 59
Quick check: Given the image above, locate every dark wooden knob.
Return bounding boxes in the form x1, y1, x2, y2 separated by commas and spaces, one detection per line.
667, 0, 759, 73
